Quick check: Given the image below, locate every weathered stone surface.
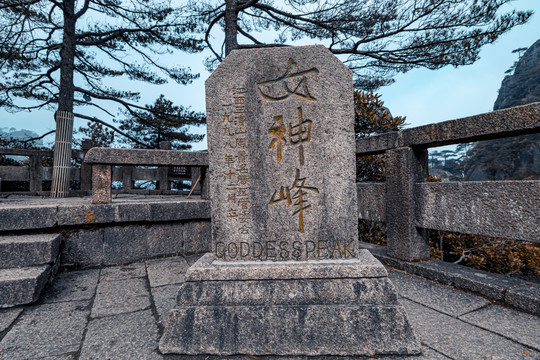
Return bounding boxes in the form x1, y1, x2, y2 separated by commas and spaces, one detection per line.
356, 132, 399, 155
61, 230, 104, 267
160, 305, 420, 356
505, 283, 540, 315
56, 199, 210, 226
151, 284, 179, 326
183, 220, 211, 254
85, 147, 208, 166
113, 201, 152, 222
415, 180, 539, 242
0, 307, 21, 333
91, 277, 150, 318
79, 310, 162, 360
0, 300, 89, 359
185, 254, 204, 267
186, 251, 386, 281
362, 241, 540, 316
57, 203, 114, 225
399, 102, 540, 148
177, 277, 397, 307
385, 147, 429, 261
100, 262, 146, 282
357, 182, 386, 221
0, 205, 57, 231
207, 45, 357, 262
42, 269, 99, 304
0, 266, 51, 306
149, 200, 211, 222
0, 234, 61, 269
401, 259, 525, 302
402, 298, 539, 359
388, 271, 489, 317
146, 256, 188, 288
103, 223, 183, 265
92, 164, 112, 204
460, 305, 540, 350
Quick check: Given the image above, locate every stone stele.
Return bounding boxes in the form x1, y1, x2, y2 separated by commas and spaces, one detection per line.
160, 45, 420, 357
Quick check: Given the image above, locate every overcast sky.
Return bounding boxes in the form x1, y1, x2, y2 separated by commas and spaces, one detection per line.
1, 0, 538, 151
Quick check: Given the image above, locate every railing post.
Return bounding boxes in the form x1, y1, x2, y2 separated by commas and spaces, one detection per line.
200, 166, 209, 200
385, 146, 429, 261
158, 141, 171, 191
92, 164, 112, 204
80, 140, 92, 191
190, 166, 201, 195
122, 166, 133, 190
29, 155, 42, 192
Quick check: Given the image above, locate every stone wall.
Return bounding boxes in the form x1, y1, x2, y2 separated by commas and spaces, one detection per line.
0, 198, 211, 267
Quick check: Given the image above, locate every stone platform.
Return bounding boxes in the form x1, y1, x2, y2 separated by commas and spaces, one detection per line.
1, 254, 538, 359
160, 251, 419, 356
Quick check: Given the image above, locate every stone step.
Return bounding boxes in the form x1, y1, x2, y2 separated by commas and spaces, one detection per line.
0, 234, 61, 269
0, 265, 51, 307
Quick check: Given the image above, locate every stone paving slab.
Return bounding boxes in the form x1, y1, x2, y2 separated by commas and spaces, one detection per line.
361, 241, 540, 315
0, 300, 90, 359
151, 284, 179, 327
401, 298, 539, 359
100, 262, 146, 282
146, 256, 189, 288
388, 270, 490, 317
1, 254, 539, 360
459, 304, 540, 351
91, 277, 151, 318
0, 307, 22, 333
42, 269, 99, 304
79, 309, 162, 360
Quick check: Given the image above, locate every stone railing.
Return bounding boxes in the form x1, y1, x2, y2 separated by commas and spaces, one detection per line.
0, 148, 85, 193
84, 147, 209, 204
1, 141, 201, 196
356, 102, 540, 261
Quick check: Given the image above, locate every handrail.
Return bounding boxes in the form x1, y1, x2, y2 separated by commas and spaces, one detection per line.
356, 102, 540, 155
83, 148, 209, 204
355, 102, 540, 261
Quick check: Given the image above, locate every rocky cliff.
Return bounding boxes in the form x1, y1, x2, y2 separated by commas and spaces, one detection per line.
464, 40, 540, 181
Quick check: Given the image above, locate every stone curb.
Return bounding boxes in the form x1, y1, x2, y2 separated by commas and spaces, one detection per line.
359, 241, 540, 316
0, 199, 210, 232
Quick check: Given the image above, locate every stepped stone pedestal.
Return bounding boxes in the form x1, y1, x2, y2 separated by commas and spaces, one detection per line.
160, 45, 420, 357
160, 252, 419, 356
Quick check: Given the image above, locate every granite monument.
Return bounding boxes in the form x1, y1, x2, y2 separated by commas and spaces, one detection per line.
160, 45, 420, 357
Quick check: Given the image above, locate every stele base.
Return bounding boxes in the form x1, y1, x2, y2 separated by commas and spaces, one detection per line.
159, 250, 421, 357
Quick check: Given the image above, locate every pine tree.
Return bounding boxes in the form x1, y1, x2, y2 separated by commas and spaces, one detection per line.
117, 95, 205, 150
0, 0, 203, 196
192, 0, 531, 90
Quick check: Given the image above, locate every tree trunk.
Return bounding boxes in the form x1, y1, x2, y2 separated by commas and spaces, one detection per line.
224, 0, 238, 56
50, 0, 76, 198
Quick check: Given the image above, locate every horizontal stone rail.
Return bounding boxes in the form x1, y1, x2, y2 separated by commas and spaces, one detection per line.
0, 148, 83, 192
0, 149, 54, 157
356, 103, 540, 261
83, 147, 209, 204
358, 181, 539, 242
356, 102, 540, 154
84, 148, 209, 166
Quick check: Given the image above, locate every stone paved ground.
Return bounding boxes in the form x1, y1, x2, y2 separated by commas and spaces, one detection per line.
0, 255, 538, 360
